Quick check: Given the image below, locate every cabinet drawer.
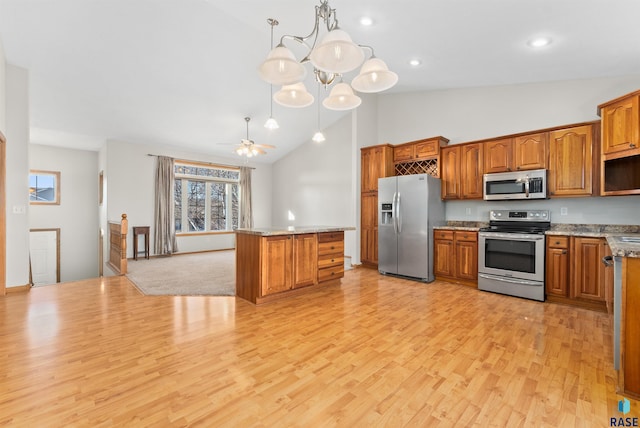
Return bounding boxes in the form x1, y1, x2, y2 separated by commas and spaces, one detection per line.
435, 230, 454, 240
455, 231, 477, 242
318, 265, 344, 282
318, 240, 344, 256
318, 255, 343, 269
548, 236, 569, 248
318, 231, 344, 243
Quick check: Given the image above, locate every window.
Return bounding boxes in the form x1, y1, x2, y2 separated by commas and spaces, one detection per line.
29, 170, 60, 205
174, 162, 239, 233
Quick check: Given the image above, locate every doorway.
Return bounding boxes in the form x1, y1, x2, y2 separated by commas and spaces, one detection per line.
29, 228, 60, 286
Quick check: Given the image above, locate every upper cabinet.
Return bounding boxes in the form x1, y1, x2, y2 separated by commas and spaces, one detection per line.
548, 124, 597, 197
598, 90, 640, 196
484, 133, 546, 173
361, 145, 394, 193
393, 137, 448, 163
441, 142, 484, 200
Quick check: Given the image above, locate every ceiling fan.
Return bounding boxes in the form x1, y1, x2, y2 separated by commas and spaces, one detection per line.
236, 117, 275, 157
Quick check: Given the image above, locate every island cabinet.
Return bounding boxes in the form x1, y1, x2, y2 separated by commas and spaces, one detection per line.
434, 230, 478, 286
621, 257, 640, 399
548, 124, 598, 197
235, 229, 347, 305
598, 89, 640, 196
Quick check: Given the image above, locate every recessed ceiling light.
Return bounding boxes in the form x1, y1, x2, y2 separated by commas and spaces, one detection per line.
360, 16, 373, 26
527, 37, 552, 48
409, 59, 422, 67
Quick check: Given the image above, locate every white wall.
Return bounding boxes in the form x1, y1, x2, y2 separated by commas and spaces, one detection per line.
103, 140, 272, 258
0, 37, 6, 131
271, 114, 357, 261
5, 64, 30, 287
29, 144, 99, 281
374, 75, 640, 225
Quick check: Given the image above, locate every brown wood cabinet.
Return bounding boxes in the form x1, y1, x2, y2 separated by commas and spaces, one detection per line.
293, 234, 318, 288
598, 90, 640, 196
393, 137, 448, 163
484, 134, 546, 173
236, 230, 346, 305
545, 236, 569, 297
441, 143, 483, 200
261, 235, 294, 296
318, 232, 344, 282
621, 257, 640, 399
360, 145, 394, 267
548, 124, 596, 197
545, 234, 608, 311
434, 230, 478, 286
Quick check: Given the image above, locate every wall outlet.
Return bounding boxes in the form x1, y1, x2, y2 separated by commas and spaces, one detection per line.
560, 207, 568, 216
12, 205, 26, 214
466, 207, 472, 215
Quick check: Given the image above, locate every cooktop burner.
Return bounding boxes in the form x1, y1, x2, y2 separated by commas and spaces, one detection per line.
481, 209, 551, 234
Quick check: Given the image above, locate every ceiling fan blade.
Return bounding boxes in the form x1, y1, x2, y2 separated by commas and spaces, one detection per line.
253, 147, 267, 155
254, 144, 276, 149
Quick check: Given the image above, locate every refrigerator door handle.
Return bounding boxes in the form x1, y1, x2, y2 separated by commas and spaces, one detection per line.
392, 192, 398, 234
397, 192, 402, 233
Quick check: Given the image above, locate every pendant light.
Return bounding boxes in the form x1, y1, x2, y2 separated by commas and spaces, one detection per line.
312, 83, 325, 143
264, 18, 280, 130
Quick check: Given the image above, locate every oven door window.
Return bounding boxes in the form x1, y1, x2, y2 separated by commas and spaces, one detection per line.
484, 238, 536, 274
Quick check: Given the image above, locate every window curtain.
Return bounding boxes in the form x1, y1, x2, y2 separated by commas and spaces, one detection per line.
239, 166, 253, 229
154, 156, 178, 255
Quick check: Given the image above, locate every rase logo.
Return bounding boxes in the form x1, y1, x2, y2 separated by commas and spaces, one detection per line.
611, 398, 638, 427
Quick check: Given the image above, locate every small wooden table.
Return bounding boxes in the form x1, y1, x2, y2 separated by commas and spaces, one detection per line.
132, 226, 150, 260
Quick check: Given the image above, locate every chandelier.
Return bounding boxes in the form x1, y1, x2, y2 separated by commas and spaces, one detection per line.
258, 1, 398, 112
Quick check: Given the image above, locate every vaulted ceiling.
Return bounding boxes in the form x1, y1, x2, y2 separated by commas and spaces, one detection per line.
1, 0, 639, 162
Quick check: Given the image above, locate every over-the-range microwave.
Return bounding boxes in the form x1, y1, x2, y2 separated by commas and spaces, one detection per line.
483, 168, 547, 200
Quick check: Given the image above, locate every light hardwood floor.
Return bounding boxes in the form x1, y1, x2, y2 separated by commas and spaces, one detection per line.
0, 268, 637, 426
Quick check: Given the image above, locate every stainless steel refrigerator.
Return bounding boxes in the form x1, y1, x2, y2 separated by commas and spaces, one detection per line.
378, 174, 445, 282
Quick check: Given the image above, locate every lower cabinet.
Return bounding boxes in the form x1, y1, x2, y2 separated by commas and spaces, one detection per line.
293, 234, 318, 288
545, 235, 611, 311
318, 232, 345, 282
434, 230, 478, 286
261, 235, 294, 296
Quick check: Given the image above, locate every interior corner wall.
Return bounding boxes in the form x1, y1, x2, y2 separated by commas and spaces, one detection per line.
271, 114, 355, 258
29, 144, 99, 282
104, 140, 272, 257
0, 36, 6, 131
5, 64, 30, 287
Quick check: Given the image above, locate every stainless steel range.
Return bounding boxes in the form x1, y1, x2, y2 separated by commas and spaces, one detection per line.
478, 209, 550, 301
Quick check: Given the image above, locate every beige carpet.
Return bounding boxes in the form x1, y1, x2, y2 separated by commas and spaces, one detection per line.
126, 250, 235, 296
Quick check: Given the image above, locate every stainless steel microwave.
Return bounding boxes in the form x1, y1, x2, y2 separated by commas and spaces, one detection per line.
483, 169, 547, 200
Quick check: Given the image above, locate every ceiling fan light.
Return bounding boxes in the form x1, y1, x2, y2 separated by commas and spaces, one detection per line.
312, 131, 326, 143
274, 82, 314, 108
351, 58, 398, 93
322, 82, 362, 111
264, 116, 279, 129
310, 29, 365, 74
258, 45, 307, 85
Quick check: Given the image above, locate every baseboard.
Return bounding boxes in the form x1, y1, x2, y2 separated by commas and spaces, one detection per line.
6, 284, 31, 294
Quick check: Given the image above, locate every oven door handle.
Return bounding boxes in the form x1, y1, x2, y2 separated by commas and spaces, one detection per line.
479, 273, 542, 287
479, 232, 544, 240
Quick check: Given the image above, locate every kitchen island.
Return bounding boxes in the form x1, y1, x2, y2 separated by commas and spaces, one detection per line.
235, 226, 353, 305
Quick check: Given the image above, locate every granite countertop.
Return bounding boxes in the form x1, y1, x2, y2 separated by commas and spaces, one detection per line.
433, 221, 487, 232
236, 226, 355, 236
546, 224, 640, 258
606, 235, 640, 258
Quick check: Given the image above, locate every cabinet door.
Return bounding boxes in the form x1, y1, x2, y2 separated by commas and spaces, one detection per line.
261, 236, 293, 296
441, 146, 460, 199
546, 246, 569, 297
514, 132, 547, 171
572, 237, 605, 302
415, 140, 439, 159
484, 138, 514, 173
393, 144, 414, 163
434, 239, 454, 277
601, 94, 640, 156
460, 143, 484, 199
455, 240, 477, 280
293, 234, 317, 288
361, 193, 378, 264
361, 146, 393, 192
548, 125, 593, 197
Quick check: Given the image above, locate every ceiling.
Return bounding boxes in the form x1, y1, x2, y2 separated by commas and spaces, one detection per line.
1, 0, 639, 163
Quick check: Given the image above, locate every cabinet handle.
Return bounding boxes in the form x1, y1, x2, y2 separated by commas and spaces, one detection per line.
331, 246, 335, 250
562, 250, 567, 254
631, 143, 637, 148
555, 241, 560, 245
516, 166, 521, 170
331, 259, 335, 262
